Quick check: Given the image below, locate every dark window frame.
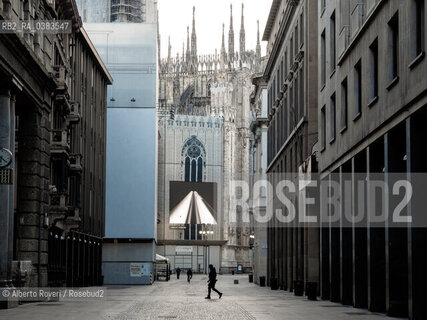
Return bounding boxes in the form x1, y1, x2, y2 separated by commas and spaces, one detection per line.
321, 29, 326, 88
330, 93, 336, 143
340, 77, 348, 131
299, 66, 304, 119
354, 60, 362, 120
369, 38, 379, 104
414, 0, 425, 57
321, 105, 326, 151
388, 12, 399, 84
330, 11, 336, 74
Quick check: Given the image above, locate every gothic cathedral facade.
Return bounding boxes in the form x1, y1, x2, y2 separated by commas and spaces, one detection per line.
157, 5, 262, 272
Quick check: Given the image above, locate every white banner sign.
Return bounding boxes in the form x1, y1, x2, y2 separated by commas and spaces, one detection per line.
175, 246, 193, 254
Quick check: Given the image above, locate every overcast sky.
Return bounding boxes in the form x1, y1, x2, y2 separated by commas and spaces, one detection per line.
157, 0, 271, 59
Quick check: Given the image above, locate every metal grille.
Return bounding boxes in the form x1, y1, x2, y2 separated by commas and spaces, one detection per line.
0, 168, 13, 185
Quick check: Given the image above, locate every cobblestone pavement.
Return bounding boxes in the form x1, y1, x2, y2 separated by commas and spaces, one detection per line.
0, 275, 400, 320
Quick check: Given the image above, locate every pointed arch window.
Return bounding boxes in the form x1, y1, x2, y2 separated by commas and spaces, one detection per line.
191, 159, 197, 182
185, 157, 191, 181
182, 136, 206, 182
197, 158, 203, 182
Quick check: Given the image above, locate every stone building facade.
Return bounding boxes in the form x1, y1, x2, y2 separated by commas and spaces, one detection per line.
157, 4, 262, 272
318, 0, 427, 318
263, 0, 319, 292
0, 0, 111, 298
249, 56, 269, 285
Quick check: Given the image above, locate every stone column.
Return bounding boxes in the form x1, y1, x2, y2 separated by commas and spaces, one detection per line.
0, 87, 11, 287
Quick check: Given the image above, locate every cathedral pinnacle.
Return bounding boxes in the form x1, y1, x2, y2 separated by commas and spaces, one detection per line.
221, 23, 227, 67
228, 4, 235, 63
240, 3, 246, 61
182, 42, 185, 61
157, 9, 161, 64
168, 36, 171, 60
256, 20, 261, 72
186, 26, 191, 63
192, 6, 196, 32
191, 6, 198, 69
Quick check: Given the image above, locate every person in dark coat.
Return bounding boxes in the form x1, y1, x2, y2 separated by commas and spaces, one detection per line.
176, 267, 181, 279
187, 268, 193, 283
205, 264, 222, 299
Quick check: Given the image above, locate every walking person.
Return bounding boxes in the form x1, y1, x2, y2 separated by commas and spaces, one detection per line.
187, 268, 193, 283
205, 264, 222, 299
176, 267, 181, 279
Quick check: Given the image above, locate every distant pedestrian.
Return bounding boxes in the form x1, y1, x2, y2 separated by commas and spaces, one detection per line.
187, 269, 193, 283
205, 264, 222, 299
176, 267, 181, 279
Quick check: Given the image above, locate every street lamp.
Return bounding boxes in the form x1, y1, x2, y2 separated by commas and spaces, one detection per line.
198, 225, 215, 274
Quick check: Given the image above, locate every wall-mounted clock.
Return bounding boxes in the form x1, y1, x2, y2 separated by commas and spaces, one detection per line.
0, 148, 12, 168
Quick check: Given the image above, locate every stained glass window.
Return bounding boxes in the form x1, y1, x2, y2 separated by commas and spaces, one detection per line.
182, 136, 206, 182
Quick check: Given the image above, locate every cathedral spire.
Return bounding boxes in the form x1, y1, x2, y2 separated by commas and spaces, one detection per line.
221, 23, 226, 52
256, 20, 262, 72
221, 23, 227, 68
228, 4, 235, 63
173, 63, 180, 108
186, 25, 191, 63
168, 36, 172, 61
240, 3, 246, 61
192, 6, 196, 30
191, 6, 198, 71
257, 20, 260, 45
157, 9, 160, 65
182, 42, 185, 61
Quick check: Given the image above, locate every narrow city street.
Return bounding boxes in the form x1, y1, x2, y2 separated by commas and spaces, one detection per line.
0, 275, 394, 320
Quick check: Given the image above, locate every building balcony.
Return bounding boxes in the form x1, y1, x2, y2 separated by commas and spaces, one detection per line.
62, 207, 81, 232
49, 192, 69, 222
281, 82, 288, 94
49, 193, 81, 231
50, 192, 67, 207
52, 65, 71, 97
296, 50, 304, 63
286, 71, 294, 81
290, 61, 299, 73
69, 154, 83, 173
66, 101, 81, 124
51, 130, 70, 156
